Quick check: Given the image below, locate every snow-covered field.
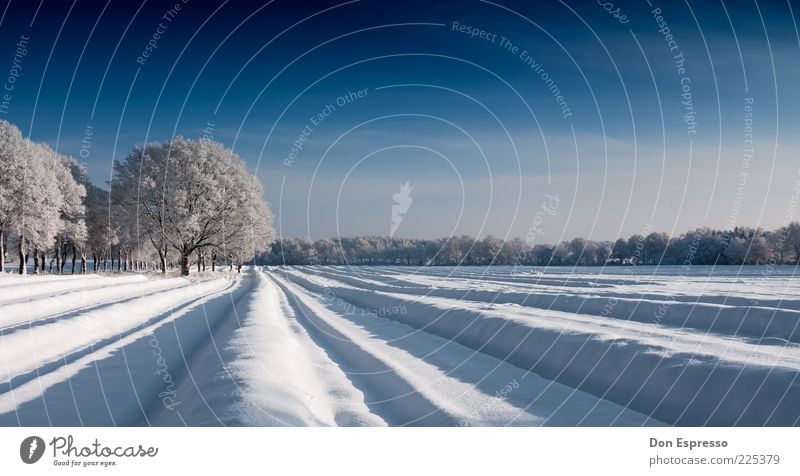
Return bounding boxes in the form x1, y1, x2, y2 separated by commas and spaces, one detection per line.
0, 265, 798, 426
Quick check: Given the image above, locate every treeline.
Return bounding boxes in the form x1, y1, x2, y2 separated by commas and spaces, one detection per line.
261, 225, 800, 267
0, 120, 273, 276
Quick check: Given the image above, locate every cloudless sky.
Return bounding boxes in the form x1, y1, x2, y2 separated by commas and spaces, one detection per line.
0, 0, 798, 243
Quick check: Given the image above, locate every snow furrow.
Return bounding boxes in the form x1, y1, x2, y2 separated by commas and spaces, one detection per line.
283, 268, 800, 426
271, 275, 458, 426
0, 273, 248, 425
207, 270, 386, 426
0, 277, 236, 385
0, 276, 195, 332
270, 271, 658, 426
0, 274, 148, 306
289, 266, 800, 343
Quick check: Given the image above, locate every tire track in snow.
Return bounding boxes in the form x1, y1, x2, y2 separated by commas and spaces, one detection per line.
173, 269, 387, 426
270, 273, 457, 426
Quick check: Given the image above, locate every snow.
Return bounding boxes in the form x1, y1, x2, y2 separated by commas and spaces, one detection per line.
223, 271, 385, 426
0, 265, 798, 426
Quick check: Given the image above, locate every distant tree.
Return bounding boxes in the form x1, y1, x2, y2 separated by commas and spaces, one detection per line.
568, 237, 587, 265
748, 235, 769, 264
479, 235, 502, 265
786, 222, 800, 263
314, 238, 336, 265
627, 234, 644, 265
644, 232, 669, 265
582, 240, 598, 265
258, 224, 800, 268
552, 241, 569, 266
501, 237, 527, 266
611, 238, 628, 263
693, 230, 727, 265
531, 244, 554, 265
595, 242, 612, 264
724, 237, 748, 265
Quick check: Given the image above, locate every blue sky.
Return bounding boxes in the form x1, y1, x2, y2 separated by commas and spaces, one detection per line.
0, 0, 798, 242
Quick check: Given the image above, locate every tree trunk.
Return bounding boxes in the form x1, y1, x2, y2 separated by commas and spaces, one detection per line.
197, 249, 201, 273
71, 246, 77, 275
40, 252, 45, 273
180, 250, 190, 276
18, 238, 25, 275
211, 251, 216, 272
33, 249, 40, 275
0, 229, 4, 272
159, 252, 167, 275
55, 239, 61, 273
60, 244, 67, 274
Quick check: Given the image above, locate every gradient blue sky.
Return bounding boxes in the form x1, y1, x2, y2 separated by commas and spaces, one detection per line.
0, 0, 798, 242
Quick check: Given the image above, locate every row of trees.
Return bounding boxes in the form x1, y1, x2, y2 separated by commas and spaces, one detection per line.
0, 121, 87, 274
261, 225, 800, 267
111, 137, 273, 275
0, 120, 274, 276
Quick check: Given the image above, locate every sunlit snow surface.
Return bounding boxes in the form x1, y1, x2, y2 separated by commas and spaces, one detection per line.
0, 265, 798, 426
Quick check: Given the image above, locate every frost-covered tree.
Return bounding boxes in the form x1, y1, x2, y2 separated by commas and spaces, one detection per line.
568, 237, 587, 265
595, 242, 612, 264
53, 154, 87, 273
84, 184, 118, 272
644, 232, 669, 265
611, 238, 628, 263
0, 121, 85, 274
112, 142, 169, 272
6, 140, 63, 274
112, 137, 274, 276
786, 222, 800, 263
217, 173, 273, 272
0, 120, 24, 272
